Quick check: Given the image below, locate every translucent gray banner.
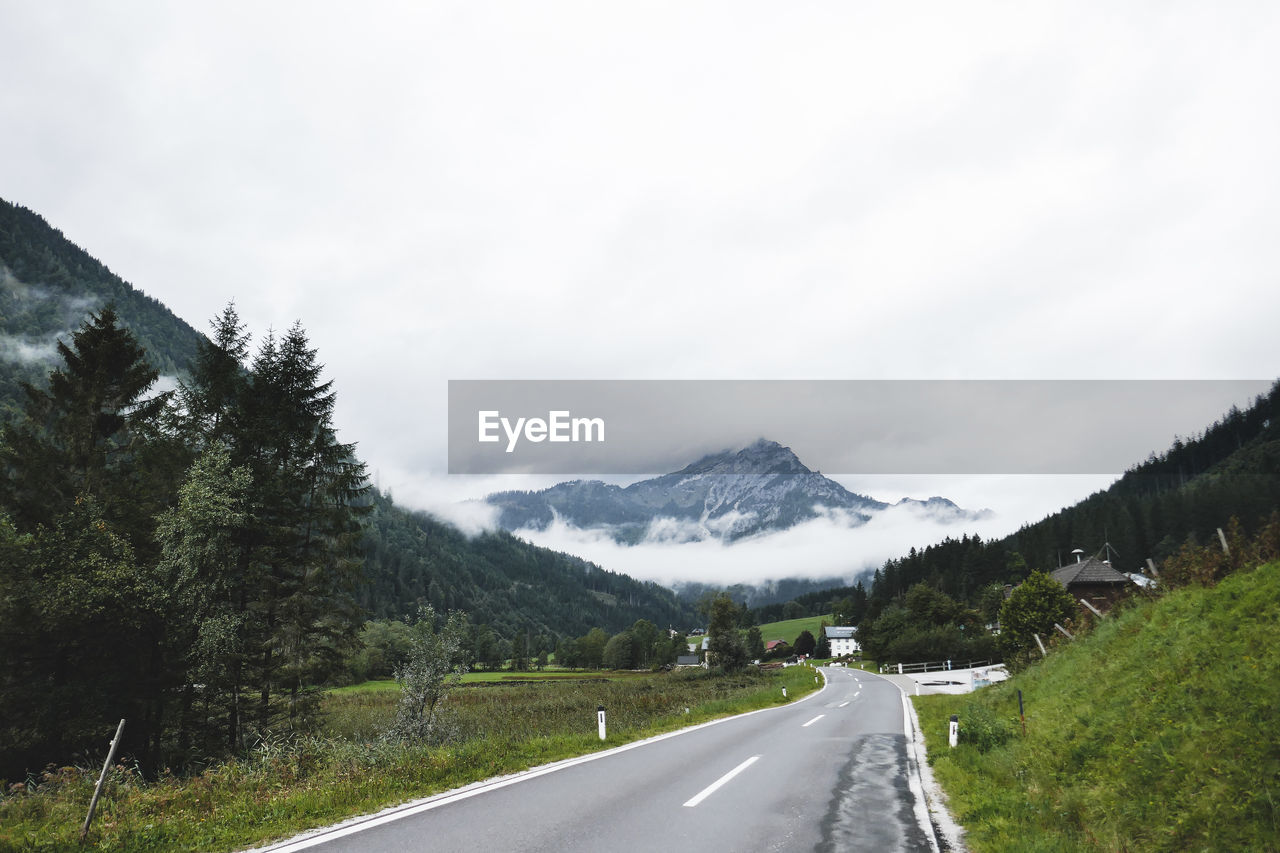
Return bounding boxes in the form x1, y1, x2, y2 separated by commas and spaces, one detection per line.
447, 379, 1273, 475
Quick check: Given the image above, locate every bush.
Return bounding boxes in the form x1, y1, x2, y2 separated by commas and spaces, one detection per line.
956, 701, 1013, 753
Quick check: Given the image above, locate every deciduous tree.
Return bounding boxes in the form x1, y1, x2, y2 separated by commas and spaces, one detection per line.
998, 571, 1076, 665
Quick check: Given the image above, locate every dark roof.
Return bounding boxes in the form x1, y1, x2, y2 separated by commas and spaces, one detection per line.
1052, 557, 1132, 587
676, 655, 701, 666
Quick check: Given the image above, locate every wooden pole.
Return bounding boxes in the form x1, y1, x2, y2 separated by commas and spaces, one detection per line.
81, 719, 125, 842
1034, 633, 1047, 656
1054, 622, 1075, 640
1146, 558, 1160, 578
1080, 598, 1106, 619
1217, 527, 1230, 555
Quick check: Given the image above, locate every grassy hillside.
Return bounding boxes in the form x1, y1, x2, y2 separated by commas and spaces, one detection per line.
752, 613, 831, 646
915, 561, 1280, 852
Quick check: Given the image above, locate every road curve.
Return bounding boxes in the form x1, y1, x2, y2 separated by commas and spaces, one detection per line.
258, 667, 937, 853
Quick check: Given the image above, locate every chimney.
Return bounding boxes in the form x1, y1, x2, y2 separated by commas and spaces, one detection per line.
1071, 548, 1085, 564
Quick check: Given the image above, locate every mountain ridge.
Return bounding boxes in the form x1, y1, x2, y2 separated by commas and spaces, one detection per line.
486, 438, 987, 543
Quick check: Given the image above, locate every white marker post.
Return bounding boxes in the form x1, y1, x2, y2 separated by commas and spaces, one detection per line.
949, 714, 959, 748
782, 687, 787, 698
597, 705, 606, 740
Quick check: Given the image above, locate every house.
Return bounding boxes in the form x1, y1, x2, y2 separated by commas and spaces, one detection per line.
823, 626, 860, 656
675, 654, 704, 668
1051, 556, 1134, 614
765, 639, 789, 653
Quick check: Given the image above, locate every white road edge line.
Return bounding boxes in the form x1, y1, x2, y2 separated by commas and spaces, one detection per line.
898, 691, 940, 853
682, 755, 760, 808
255, 669, 830, 852
801, 714, 825, 727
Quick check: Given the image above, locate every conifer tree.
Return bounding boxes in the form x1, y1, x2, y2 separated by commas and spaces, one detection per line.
0, 306, 170, 533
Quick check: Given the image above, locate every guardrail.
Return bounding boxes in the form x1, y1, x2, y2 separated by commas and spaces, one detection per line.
879, 659, 993, 675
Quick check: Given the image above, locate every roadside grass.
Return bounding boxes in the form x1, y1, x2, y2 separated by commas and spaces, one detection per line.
914, 560, 1280, 853
751, 613, 831, 646
0, 665, 822, 852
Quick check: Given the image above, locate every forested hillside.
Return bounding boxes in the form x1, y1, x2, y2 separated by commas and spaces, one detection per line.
742, 383, 1280, 666
359, 491, 697, 638
845, 382, 1280, 663
0, 198, 694, 643
862, 381, 1280, 609
0, 198, 205, 419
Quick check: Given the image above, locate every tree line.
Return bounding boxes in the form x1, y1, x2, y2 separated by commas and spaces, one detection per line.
0, 305, 367, 778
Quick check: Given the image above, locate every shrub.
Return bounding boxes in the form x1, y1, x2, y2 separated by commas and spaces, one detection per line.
956, 701, 1013, 753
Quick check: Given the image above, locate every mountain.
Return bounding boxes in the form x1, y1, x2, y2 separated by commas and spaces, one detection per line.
0, 198, 696, 640
486, 438, 987, 543
0, 198, 206, 420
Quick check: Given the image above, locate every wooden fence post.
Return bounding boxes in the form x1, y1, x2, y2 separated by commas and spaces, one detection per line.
1080, 598, 1106, 619
81, 719, 125, 842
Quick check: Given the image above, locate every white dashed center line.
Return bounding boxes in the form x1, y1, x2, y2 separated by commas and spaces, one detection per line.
801, 714, 825, 728
683, 756, 761, 808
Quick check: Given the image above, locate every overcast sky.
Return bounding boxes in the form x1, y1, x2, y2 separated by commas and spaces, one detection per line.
3, 2, 1278, 585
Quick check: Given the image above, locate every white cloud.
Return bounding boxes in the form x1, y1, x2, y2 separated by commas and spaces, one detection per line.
511, 498, 1021, 589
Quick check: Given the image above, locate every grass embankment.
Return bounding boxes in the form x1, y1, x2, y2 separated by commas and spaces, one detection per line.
0, 665, 821, 853
915, 560, 1280, 852
752, 613, 831, 646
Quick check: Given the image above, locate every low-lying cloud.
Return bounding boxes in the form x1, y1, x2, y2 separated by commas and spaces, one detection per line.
507, 500, 1012, 588
0, 332, 60, 364
0, 265, 101, 366
402, 472, 1119, 588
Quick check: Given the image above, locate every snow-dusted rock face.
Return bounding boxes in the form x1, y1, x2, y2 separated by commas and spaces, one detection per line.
484, 439, 985, 543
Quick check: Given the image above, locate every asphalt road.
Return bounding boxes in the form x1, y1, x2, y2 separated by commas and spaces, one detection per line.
262, 668, 937, 853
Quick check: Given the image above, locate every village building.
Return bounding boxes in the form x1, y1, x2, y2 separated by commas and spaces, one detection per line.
823, 625, 860, 656
1051, 555, 1134, 614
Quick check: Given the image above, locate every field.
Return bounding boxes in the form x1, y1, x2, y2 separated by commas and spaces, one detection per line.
751, 613, 832, 646
914, 560, 1280, 852
0, 666, 821, 852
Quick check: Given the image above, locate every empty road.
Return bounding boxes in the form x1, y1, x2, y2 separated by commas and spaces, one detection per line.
261, 667, 938, 853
